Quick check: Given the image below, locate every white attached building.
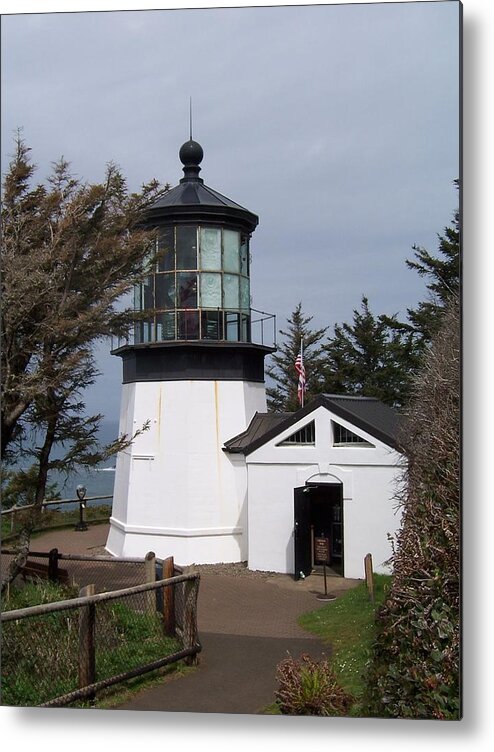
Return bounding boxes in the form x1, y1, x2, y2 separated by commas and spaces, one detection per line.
223, 394, 405, 580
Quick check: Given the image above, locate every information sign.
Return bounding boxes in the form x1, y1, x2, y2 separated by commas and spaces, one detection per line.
314, 536, 330, 564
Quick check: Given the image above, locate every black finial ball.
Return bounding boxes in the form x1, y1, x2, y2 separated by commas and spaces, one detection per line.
179, 139, 204, 166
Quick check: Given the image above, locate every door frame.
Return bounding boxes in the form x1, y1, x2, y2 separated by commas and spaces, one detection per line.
293, 482, 344, 580
293, 486, 312, 580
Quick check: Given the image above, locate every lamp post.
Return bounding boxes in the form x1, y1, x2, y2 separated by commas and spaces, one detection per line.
75, 484, 88, 531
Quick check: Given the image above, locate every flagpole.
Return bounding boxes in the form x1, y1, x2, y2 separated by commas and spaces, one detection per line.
300, 337, 304, 408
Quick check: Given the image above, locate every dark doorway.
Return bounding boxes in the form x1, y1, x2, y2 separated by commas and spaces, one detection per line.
294, 483, 343, 580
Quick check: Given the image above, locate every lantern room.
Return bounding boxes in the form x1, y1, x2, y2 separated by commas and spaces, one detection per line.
134, 138, 258, 346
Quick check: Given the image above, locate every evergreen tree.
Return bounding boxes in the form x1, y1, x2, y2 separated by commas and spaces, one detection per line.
386, 180, 460, 348
1, 137, 168, 458
1, 136, 167, 590
266, 303, 327, 411
322, 296, 416, 407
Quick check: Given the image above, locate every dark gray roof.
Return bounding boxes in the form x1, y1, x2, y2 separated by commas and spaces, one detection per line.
224, 394, 403, 455
223, 412, 290, 453
150, 181, 252, 213
320, 394, 402, 446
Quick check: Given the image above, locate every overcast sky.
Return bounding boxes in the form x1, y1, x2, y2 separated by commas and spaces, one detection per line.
1, 1, 460, 424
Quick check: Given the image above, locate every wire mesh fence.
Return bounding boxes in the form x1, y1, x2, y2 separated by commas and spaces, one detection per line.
1, 561, 200, 708
1, 549, 154, 593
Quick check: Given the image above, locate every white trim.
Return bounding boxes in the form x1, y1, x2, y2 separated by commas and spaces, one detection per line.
303, 465, 354, 500
109, 517, 243, 538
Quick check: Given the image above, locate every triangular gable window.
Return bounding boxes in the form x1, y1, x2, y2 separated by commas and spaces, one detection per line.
277, 420, 315, 446
332, 421, 374, 447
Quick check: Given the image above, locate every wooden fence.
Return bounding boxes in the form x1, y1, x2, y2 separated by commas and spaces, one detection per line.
1, 554, 201, 707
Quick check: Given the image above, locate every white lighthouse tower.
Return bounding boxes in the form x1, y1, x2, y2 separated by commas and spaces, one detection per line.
106, 137, 274, 564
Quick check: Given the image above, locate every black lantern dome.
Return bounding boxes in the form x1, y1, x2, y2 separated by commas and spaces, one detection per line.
145, 139, 258, 233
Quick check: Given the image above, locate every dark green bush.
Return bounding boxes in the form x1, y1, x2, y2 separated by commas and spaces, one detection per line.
275, 653, 353, 716
363, 296, 460, 720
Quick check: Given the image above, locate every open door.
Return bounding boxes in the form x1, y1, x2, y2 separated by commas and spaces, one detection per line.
294, 487, 312, 580
294, 483, 344, 580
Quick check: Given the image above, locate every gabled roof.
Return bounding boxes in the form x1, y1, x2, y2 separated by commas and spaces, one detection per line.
223, 394, 403, 455
223, 412, 290, 453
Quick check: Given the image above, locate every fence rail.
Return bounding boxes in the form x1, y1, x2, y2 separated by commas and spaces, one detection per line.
0, 495, 113, 516
1, 494, 113, 539
1, 551, 201, 707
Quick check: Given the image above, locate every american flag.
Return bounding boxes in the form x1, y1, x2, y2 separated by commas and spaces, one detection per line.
295, 346, 306, 406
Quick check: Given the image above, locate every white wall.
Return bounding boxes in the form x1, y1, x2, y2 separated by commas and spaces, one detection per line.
246, 406, 404, 579
106, 379, 265, 564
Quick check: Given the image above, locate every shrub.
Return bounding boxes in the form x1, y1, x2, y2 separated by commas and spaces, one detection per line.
363, 295, 460, 719
275, 653, 353, 716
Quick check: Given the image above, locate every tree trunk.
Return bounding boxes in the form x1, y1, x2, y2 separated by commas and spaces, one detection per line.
1, 398, 57, 593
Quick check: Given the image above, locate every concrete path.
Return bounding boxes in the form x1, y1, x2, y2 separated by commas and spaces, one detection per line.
17, 523, 361, 715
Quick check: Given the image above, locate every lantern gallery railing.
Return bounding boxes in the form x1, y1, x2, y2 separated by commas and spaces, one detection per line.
111, 308, 277, 350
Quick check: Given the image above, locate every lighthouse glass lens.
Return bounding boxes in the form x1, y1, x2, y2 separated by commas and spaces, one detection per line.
156, 312, 176, 340
177, 272, 197, 308
201, 311, 223, 340
200, 228, 221, 270
142, 277, 154, 309
135, 318, 155, 344
223, 230, 240, 273
134, 283, 142, 310
158, 227, 174, 271
240, 277, 250, 310
200, 273, 221, 308
223, 274, 239, 308
225, 312, 240, 341
240, 238, 249, 276
176, 225, 197, 270
178, 310, 199, 340
155, 274, 176, 310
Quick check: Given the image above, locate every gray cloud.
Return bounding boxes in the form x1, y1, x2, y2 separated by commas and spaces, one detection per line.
1, 2, 460, 421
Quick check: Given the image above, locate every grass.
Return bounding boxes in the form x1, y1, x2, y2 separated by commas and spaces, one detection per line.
296, 574, 391, 715
1, 578, 183, 708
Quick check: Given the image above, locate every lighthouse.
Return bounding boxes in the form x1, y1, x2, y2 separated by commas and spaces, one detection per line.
106, 137, 274, 564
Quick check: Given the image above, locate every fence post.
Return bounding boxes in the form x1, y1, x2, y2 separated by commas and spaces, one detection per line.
78, 584, 96, 699
162, 556, 175, 637
364, 553, 375, 604
183, 575, 200, 665
48, 548, 59, 583
145, 551, 156, 614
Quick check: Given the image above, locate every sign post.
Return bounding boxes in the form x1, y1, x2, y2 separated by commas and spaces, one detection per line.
314, 536, 335, 601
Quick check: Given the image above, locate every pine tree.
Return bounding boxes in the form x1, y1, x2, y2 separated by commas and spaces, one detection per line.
2, 137, 166, 458
322, 296, 416, 407
1, 136, 167, 590
266, 303, 328, 411
386, 180, 460, 348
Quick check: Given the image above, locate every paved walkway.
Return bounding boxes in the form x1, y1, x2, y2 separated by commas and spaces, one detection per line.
19, 523, 361, 715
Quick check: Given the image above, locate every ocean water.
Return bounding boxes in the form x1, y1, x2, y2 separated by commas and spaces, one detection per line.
48, 420, 121, 509
12, 421, 121, 511
50, 465, 116, 504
